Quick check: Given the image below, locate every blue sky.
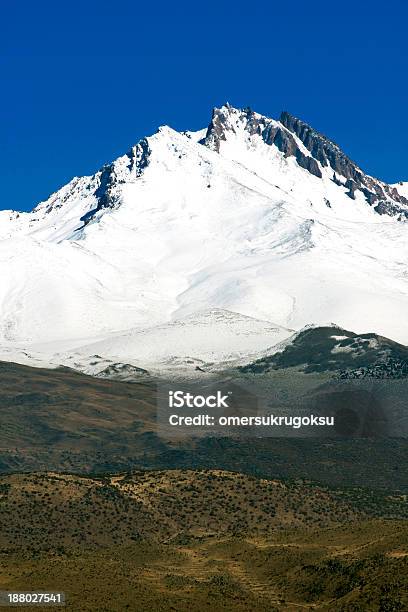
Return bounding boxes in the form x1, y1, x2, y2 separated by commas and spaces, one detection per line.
1, 0, 407, 212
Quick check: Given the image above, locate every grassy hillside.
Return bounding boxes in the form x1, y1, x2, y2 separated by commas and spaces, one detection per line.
0, 470, 367, 552
0, 361, 407, 495
0, 361, 406, 609
0, 470, 406, 611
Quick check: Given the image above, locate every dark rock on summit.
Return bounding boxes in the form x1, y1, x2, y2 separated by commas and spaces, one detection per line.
295, 150, 322, 178
203, 105, 322, 179
80, 138, 151, 227
127, 137, 151, 177
280, 110, 408, 215
280, 111, 362, 181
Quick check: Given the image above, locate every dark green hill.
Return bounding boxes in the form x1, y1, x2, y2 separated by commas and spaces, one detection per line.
240, 325, 408, 376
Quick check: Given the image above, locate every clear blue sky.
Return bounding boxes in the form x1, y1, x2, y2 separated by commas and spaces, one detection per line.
1, 0, 407, 212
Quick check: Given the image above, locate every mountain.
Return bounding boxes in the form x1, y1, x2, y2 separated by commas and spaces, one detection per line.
1, 104, 408, 373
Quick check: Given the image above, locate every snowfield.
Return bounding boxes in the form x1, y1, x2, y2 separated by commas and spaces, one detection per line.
65, 309, 292, 376
0, 105, 407, 375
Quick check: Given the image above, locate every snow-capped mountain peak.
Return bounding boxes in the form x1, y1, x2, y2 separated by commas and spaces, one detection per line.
201, 104, 408, 219
1, 104, 408, 374
2, 104, 407, 245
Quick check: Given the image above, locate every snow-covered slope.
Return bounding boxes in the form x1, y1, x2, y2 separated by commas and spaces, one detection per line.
57, 309, 292, 376
1, 104, 408, 373
393, 182, 408, 200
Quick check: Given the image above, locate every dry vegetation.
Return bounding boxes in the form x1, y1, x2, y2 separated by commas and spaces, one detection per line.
0, 470, 407, 610
0, 361, 407, 609
0, 470, 366, 553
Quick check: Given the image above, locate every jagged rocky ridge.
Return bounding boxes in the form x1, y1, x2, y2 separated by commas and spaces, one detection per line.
202, 104, 408, 219
279, 111, 408, 216
79, 138, 152, 226
37, 103, 408, 228
202, 105, 322, 178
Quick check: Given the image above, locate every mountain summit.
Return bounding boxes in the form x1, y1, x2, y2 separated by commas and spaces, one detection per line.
0, 104, 408, 372
203, 104, 407, 214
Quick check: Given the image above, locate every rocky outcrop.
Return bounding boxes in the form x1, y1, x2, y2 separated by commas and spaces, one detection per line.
80, 138, 151, 226
280, 111, 408, 218
337, 357, 408, 379
202, 106, 231, 152
79, 163, 119, 225
203, 105, 322, 178
127, 137, 151, 177
295, 150, 322, 178
280, 111, 362, 181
